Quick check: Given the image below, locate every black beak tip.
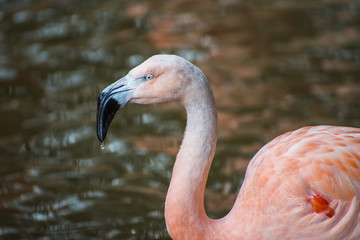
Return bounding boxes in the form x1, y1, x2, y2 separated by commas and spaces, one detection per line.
96, 117, 106, 143
96, 95, 121, 143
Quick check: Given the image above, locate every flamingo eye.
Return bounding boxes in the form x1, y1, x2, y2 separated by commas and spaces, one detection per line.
145, 73, 154, 81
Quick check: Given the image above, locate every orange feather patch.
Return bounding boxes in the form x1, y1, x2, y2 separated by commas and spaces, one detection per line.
307, 195, 334, 218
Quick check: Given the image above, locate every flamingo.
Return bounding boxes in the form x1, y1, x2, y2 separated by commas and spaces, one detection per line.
96, 54, 360, 240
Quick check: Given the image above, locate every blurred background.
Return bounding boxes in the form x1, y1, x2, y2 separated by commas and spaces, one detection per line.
0, 0, 359, 239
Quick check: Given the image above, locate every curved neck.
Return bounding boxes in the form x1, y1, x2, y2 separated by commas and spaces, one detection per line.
164, 79, 219, 239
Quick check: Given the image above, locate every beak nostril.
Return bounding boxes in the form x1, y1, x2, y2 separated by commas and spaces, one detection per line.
108, 84, 124, 93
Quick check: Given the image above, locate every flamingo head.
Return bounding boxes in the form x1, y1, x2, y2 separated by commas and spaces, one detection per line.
96, 54, 201, 142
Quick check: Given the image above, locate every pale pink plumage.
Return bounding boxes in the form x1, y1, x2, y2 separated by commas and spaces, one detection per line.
104, 55, 360, 239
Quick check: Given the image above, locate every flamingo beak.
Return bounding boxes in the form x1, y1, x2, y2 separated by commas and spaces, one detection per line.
96, 75, 142, 142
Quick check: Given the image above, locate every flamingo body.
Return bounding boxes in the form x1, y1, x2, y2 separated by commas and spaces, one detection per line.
228, 125, 360, 239
96, 54, 360, 239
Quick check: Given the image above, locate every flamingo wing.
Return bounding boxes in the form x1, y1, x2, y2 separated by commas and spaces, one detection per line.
235, 126, 360, 240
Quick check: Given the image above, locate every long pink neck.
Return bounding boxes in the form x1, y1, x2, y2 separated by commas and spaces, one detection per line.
164, 79, 222, 239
